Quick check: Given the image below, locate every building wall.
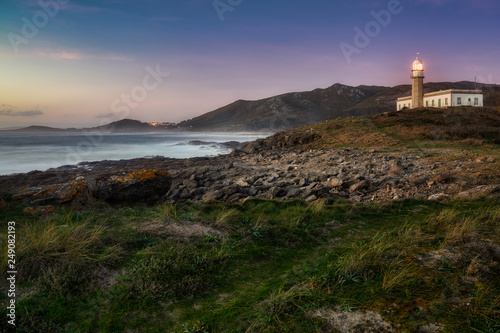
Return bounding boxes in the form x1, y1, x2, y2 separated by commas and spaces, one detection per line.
423, 92, 452, 108
398, 92, 483, 110
397, 99, 412, 110
450, 93, 483, 107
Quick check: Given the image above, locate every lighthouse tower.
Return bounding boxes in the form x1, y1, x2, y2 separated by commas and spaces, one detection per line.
411, 53, 424, 109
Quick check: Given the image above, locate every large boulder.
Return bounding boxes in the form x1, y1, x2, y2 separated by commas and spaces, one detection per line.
12, 179, 92, 205
456, 185, 499, 200
13, 170, 171, 205
92, 170, 171, 204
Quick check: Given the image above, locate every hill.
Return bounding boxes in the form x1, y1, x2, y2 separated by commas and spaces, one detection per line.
178, 83, 388, 131
93, 118, 160, 132
179, 81, 500, 131
241, 106, 500, 153
5, 125, 73, 133
4, 119, 161, 133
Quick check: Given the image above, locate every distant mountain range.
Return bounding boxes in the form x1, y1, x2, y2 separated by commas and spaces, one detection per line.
4, 81, 500, 133
3, 119, 162, 133
178, 81, 500, 131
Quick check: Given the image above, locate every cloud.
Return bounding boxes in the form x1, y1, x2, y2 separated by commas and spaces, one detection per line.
95, 113, 115, 119
0, 109, 43, 117
35, 50, 135, 62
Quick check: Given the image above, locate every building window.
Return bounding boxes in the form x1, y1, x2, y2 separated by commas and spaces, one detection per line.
426, 101, 429, 107
457, 97, 462, 105
468, 98, 472, 106
474, 98, 479, 106
432, 100, 435, 106
438, 99, 441, 107
445, 98, 448, 106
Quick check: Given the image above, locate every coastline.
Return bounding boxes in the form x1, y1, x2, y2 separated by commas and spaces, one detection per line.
2, 145, 497, 205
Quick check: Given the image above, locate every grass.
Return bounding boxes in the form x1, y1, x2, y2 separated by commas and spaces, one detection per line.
0, 197, 498, 332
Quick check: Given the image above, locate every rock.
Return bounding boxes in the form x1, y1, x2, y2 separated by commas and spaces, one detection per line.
23, 205, 55, 214
227, 193, 244, 202
350, 195, 363, 203
456, 185, 500, 200
222, 185, 239, 197
202, 190, 223, 202
286, 187, 302, 198
14, 170, 171, 205
305, 195, 317, 202
269, 186, 286, 198
378, 176, 399, 187
327, 178, 344, 188
248, 187, 258, 196
389, 159, 404, 175
316, 186, 331, 197
241, 139, 264, 154
430, 173, 450, 183
93, 170, 171, 204
183, 179, 198, 189
166, 189, 180, 201
349, 180, 371, 192
298, 178, 308, 187
13, 179, 92, 205
427, 193, 449, 201
235, 179, 250, 187
408, 174, 430, 185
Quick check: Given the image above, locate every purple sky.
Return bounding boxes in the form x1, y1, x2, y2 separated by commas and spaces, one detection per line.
1, 0, 499, 128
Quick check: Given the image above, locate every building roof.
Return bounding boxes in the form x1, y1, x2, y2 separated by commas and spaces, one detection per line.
412, 55, 423, 67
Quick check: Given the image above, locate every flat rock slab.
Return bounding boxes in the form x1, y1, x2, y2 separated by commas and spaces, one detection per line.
13, 170, 171, 205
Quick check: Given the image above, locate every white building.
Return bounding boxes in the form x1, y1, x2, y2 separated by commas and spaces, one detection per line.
396, 55, 483, 111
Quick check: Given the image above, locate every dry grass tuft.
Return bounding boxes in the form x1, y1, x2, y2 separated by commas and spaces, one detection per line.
214, 208, 240, 229
443, 216, 477, 245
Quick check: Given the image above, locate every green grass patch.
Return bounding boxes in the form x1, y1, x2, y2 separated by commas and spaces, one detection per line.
0, 198, 498, 332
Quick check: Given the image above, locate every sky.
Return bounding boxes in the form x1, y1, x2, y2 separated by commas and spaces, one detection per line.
0, 0, 499, 129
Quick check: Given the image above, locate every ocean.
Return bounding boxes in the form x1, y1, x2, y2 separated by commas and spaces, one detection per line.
0, 132, 267, 176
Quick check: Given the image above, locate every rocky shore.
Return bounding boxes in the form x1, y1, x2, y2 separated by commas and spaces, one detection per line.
2, 145, 498, 207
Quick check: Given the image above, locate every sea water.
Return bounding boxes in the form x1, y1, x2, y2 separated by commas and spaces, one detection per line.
0, 132, 267, 175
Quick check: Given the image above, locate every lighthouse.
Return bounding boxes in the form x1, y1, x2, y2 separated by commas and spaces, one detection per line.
411, 53, 424, 109
397, 53, 483, 111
